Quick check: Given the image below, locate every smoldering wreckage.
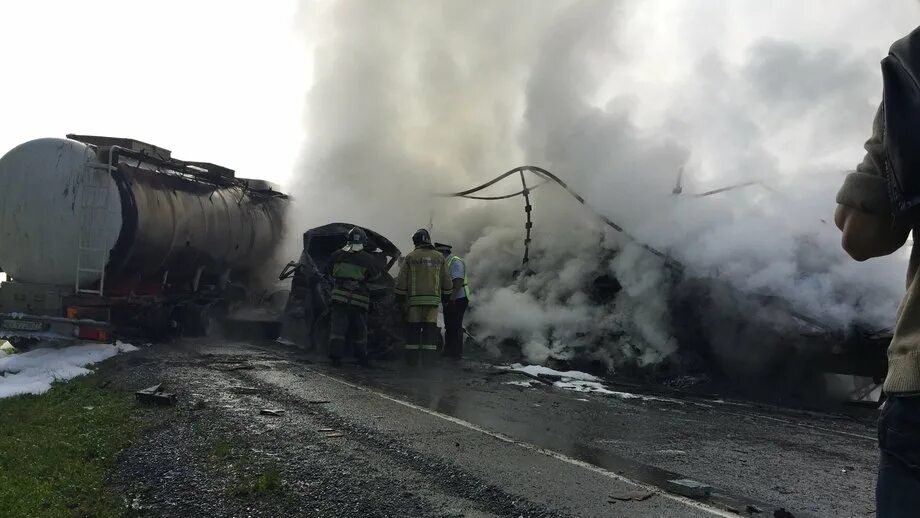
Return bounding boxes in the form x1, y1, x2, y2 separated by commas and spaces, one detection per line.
0, 134, 887, 404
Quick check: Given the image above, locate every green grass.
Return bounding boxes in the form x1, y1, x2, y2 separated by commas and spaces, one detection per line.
229, 468, 283, 498
0, 374, 145, 517
210, 439, 233, 461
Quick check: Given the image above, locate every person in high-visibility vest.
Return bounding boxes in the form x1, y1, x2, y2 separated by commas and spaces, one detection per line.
435, 242, 470, 360
395, 229, 453, 365
325, 227, 381, 367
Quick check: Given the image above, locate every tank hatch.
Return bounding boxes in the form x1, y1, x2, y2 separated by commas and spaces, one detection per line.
184, 161, 235, 178
65, 134, 172, 161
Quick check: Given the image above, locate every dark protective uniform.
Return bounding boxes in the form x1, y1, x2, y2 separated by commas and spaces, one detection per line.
326, 248, 381, 364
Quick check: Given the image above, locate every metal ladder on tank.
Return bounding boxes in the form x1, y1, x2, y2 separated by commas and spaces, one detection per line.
74, 160, 118, 296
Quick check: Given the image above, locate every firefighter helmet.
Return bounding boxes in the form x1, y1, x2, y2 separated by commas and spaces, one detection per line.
344, 227, 367, 252
412, 228, 432, 246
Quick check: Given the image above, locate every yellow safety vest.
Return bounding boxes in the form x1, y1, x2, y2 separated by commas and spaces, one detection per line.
447, 255, 471, 300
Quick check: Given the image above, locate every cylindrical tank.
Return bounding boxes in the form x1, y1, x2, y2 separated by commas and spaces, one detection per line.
0, 137, 286, 289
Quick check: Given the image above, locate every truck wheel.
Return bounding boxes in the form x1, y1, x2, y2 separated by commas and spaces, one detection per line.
182, 304, 214, 338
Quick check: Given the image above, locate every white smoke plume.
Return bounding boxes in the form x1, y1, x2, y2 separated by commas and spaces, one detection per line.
287, 0, 920, 375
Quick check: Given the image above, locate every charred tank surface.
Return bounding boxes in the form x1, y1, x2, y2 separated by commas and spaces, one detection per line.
0, 134, 288, 343
0, 135, 287, 292
281, 223, 403, 358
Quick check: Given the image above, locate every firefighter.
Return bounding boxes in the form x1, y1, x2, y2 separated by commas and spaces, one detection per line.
325, 227, 381, 367
434, 242, 470, 360
395, 229, 453, 365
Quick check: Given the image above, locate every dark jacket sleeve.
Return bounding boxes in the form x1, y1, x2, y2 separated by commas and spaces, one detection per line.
325, 250, 341, 276
363, 253, 383, 283
836, 104, 893, 215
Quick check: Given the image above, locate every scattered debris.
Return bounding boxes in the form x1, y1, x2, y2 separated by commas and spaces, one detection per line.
608, 488, 653, 502
323, 432, 345, 438
260, 408, 286, 417
746, 504, 763, 513
83, 406, 94, 411
773, 509, 795, 518
308, 400, 331, 404
665, 479, 712, 499
135, 384, 177, 405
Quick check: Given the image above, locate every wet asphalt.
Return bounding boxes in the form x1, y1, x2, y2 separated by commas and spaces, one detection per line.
106, 340, 879, 517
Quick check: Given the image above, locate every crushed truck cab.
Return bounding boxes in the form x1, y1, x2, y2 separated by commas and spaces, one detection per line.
280, 223, 404, 358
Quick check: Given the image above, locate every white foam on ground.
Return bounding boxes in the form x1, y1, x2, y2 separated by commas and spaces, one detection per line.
501, 363, 683, 404
505, 363, 599, 381
0, 341, 138, 398
503, 380, 536, 388
553, 380, 682, 403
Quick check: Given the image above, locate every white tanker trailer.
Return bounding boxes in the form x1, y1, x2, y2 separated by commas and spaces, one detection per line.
0, 135, 288, 344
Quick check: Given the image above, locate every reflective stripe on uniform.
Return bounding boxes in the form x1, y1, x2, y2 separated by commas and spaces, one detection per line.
331, 289, 371, 309
409, 295, 441, 306
333, 261, 368, 280
404, 344, 439, 351
331, 296, 369, 309
331, 288, 370, 302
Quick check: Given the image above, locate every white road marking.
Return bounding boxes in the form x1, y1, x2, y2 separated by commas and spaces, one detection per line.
309, 368, 740, 518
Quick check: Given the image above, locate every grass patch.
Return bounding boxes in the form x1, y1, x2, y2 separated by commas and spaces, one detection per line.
210, 439, 233, 461
229, 467, 283, 498
0, 374, 145, 517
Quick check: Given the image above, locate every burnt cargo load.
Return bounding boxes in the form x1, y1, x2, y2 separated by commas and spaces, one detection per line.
280, 223, 403, 358
0, 135, 287, 343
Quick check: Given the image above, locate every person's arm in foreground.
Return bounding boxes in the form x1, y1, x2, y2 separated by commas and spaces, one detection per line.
836, 105, 911, 260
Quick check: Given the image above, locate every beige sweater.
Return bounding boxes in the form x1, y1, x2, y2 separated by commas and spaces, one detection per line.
837, 105, 920, 394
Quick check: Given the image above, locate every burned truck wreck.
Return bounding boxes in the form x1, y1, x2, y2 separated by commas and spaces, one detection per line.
280, 223, 404, 358
448, 166, 890, 394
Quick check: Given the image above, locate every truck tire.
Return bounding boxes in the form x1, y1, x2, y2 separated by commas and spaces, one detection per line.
143, 305, 183, 342
182, 304, 214, 338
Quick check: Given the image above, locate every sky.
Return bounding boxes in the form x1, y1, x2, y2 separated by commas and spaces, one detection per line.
0, 0, 309, 187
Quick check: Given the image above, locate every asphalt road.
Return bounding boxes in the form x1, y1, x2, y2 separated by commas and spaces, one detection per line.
108, 339, 879, 517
